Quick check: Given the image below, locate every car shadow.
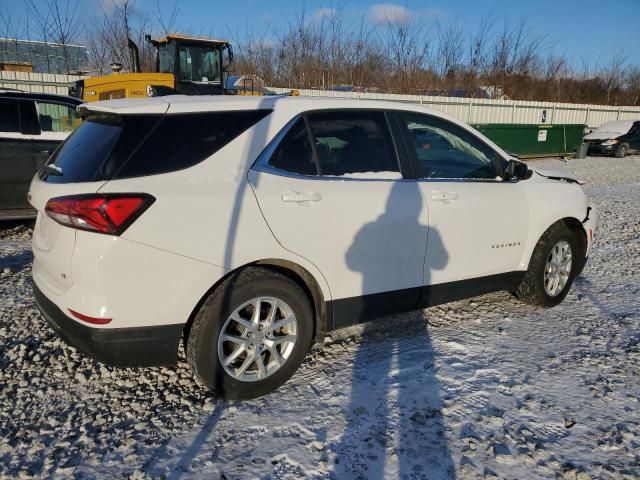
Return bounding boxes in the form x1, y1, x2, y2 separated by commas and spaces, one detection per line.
0, 249, 33, 274
335, 180, 455, 478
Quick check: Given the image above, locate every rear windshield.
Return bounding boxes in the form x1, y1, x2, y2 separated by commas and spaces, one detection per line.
42, 109, 271, 183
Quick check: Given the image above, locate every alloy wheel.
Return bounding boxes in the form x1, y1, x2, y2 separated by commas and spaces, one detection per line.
217, 297, 298, 382
543, 240, 572, 297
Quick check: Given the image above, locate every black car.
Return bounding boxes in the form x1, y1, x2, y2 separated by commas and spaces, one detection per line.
0, 90, 82, 220
583, 120, 640, 158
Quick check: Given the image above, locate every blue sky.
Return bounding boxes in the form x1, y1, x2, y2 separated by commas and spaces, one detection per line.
7, 0, 640, 67
127, 0, 640, 67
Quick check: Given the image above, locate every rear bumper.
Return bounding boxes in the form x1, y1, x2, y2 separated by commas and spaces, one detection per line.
33, 283, 183, 367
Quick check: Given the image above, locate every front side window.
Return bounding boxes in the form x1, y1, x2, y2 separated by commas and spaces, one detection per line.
36, 101, 81, 132
401, 113, 504, 180
178, 44, 221, 83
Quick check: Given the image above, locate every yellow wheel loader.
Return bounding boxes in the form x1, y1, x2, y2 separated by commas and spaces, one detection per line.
69, 34, 267, 102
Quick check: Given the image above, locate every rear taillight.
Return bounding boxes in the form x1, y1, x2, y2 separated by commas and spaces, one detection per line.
45, 194, 154, 235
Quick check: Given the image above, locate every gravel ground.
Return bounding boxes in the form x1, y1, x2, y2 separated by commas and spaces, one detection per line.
1, 155, 639, 479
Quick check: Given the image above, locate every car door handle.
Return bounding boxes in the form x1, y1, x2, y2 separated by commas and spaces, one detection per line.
431, 191, 459, 202
281, 192, 322, 204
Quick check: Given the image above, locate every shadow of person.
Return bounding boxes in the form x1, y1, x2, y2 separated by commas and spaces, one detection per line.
335, 180, 454, 479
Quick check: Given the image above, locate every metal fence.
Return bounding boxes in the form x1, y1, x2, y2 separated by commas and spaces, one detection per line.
0, 71, 86, 96
3, 72, 639, 128
272, 87, 640, 128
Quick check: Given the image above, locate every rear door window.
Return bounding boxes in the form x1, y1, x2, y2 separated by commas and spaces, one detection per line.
307, 110, 399, 176
268, 118, 316, 175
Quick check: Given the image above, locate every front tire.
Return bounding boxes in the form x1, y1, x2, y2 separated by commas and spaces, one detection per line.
187, 267, 314, 400
615, 143, 629, 158
516, 223, 583, 307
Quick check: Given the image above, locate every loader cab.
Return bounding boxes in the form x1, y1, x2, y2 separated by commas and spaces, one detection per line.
148, 34, 233, 96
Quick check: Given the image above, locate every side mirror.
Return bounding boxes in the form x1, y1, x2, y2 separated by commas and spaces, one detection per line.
505, 158, 528, 181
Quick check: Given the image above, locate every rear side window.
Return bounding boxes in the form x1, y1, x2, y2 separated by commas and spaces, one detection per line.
0, 98, 20, 132
43, 110, 270, 183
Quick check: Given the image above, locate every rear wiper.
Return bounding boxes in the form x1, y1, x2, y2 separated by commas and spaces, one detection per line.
40, 164, 63, 176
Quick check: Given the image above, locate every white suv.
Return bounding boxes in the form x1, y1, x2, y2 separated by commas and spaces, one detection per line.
30, 96, 597, 399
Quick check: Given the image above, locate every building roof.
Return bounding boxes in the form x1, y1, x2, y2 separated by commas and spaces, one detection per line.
0, 38, 88, 74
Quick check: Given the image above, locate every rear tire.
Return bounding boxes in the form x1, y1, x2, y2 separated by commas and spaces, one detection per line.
615, 143, 629, 158
516, 223, 583, 308
187, 267, 313, 400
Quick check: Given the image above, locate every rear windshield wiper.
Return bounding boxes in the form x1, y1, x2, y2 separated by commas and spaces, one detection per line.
40, 164, 64, 176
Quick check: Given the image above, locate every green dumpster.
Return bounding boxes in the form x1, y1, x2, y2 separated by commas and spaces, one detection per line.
471, 124, 587, 158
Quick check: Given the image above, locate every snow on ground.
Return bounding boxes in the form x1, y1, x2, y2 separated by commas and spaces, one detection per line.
1, 155, 639, 479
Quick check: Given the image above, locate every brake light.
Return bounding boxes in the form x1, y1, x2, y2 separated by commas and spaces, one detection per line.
45, 194, 154, 235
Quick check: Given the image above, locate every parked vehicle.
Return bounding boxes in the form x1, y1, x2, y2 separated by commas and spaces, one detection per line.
583, 120, 640, 157
29, 96, 597, 399
0, 90, 82, 220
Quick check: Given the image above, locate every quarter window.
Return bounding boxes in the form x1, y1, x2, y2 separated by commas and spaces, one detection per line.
36, 101, 81, 132
401, 113, 504, 180
43, 110, 270, 183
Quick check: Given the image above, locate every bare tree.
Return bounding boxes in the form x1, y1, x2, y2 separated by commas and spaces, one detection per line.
626, 66, 640, 105
601, 51, 627, 105
26, 0, 84, 73
154, 0, 179, 35
377, 11, 432, 93
86, 0, 153, 74
435, 20, 464, 89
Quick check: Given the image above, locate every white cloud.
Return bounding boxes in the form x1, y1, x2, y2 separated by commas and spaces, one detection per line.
311, 7, 338, 22
368, 4, 446, 26
96, 0, 128, 14
369, 3, 411, 26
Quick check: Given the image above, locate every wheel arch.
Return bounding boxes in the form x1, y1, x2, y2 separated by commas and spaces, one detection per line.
183, 259, 330, 353
525, 216, 588, 270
